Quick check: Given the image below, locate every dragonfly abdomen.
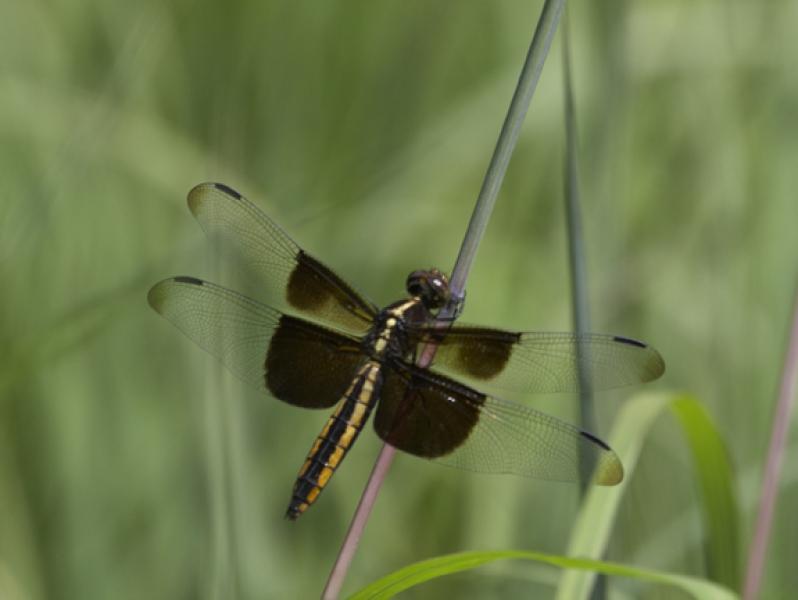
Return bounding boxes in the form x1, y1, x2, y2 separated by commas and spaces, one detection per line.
286, 361, 383, 520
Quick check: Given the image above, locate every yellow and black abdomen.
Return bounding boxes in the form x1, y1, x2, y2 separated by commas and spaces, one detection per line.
286, 361, 383, 520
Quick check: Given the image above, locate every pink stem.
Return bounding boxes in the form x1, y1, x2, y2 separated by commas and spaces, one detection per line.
322, 443, 397, 600
321, 333, 444, 599
743, 286, 798, 599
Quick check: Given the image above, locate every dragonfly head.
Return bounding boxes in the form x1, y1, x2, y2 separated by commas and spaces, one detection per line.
406, 268, 451, 310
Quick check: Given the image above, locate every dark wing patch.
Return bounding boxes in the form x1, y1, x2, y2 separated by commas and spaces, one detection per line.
375, 361, 483, 459
265, 315, 364, 408
417, 326, 664, 394
374, 361, 622, 485
187, 182, 378, 333
425, 326, 519, 379
148, 277, 363, 408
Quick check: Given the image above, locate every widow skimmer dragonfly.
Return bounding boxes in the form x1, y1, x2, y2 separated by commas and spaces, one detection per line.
148, 183, 664, 520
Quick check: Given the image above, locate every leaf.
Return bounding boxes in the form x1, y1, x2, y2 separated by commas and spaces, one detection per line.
556, 392, 740, 598
348, 550, 738, 600
671, 396, 740, 589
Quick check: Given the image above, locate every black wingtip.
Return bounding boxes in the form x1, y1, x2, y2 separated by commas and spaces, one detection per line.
580, 430, 611, 451
579, 430, 624, 485
173, 275, 204, 285
620, 337, 666, 381
212, 182, 242, 199
613, 335, 647, 349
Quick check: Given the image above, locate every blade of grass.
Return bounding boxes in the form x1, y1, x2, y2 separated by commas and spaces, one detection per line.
203, 239, 239, 600
446, 0, 566, 299
321, 1, 566, 598
561, 11, 606, 600
561, 1, 595, 439
556, 392, 670, 600
556, 393, 739, 599
203, 364, 235, 600
743, 283, 798, 599
634, 442, 798, 569
671, 397, 740, 589
348, 550, 738, 600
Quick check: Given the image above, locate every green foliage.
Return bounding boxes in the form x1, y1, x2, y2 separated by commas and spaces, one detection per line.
349, 550, 737, 600
350, 394, 739, 599
557, 393, 739, 598
670, 396, 740, 589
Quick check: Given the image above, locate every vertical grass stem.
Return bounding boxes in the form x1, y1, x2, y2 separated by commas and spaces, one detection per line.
560, 9, 605, 600
561, 4, 597, 458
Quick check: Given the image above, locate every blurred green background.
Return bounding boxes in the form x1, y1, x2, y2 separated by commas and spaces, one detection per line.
1, 0, 796, 598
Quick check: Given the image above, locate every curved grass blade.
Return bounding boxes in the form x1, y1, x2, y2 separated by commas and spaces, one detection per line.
348, 550, 738, 600
671, 396, 740, 589
556, 393, 739, 599
634, 442, 798, 570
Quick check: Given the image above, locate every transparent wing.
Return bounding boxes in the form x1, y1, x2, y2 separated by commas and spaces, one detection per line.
148, 276, 364, 408
187, 182, 378, 333
413, 325, 664, 394
374, 361, 622, 485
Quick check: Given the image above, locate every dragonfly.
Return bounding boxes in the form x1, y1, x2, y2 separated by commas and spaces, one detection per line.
148, 183, 665, 519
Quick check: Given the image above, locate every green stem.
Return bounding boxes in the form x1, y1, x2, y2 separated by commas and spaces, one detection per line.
447, 0, 566, 302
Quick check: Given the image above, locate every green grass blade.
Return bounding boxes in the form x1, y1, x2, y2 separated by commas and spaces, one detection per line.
561, 4, 593, 427
447, 0, 565, 297
349, 393, 738, 600
557, 393, 740, 599
348, 550, 738, 600
556, 392, 670, 600
671, 396, 741, 589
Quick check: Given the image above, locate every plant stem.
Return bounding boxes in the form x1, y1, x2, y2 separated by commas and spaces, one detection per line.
448, 0, 566, 300
743, 282, 798, 599
322, 444, 397, 600
561, 2, 597, 468
561, 10, 606, 600
321, 2, 566, 597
